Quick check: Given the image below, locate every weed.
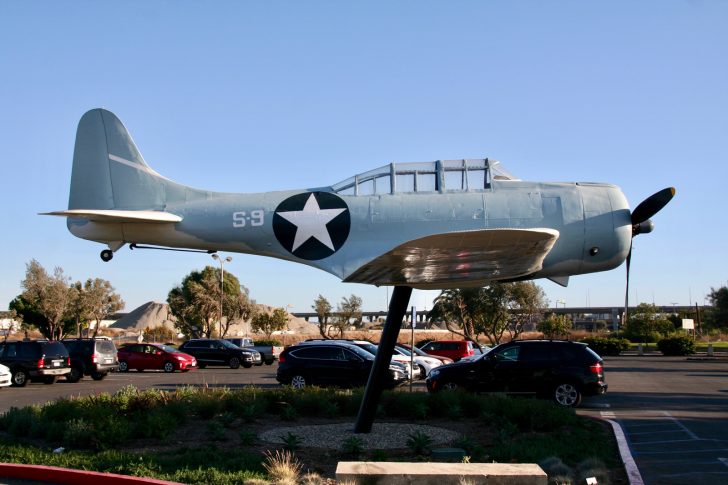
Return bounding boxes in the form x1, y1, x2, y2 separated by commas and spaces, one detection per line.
406, 430, 433, 456
206, 421, 228, 441
341, 436, 364, 456
239, 430, 257, 446
218, 412, 236, 428
281, 431, 303, 451
280, 404, 299, 422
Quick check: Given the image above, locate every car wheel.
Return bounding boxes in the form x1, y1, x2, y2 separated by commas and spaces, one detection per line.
43, 376, 58, 385
229, 357, 241, 369
265, 358, 274, 365
418, 364, 427, 378
163, 361, 175, 373
290, 374, 307, 389
11, 369, 29, 387
553, 382, 582, 407
66, 366, 83, 383
243, 362, 252, 369
441, 381, 459, 391
91, 372, 107, 381
118, 361, 129, 372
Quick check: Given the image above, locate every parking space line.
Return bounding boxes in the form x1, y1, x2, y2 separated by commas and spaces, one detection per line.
662, 411, 700, 440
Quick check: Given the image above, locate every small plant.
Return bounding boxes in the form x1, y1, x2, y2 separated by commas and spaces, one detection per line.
218, 411, 236, 428
342, 436, 364, 456
206, 420, 228, 441
280, 404, 299, 422
281, 431, 303, 451
239, 430, 257, 446
371, 449, 389, 461
263, 450, 303, 484
406, 430, 433, 456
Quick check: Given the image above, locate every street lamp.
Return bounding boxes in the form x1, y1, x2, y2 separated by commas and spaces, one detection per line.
556, 299, 566, 309
211, 253, 232, 337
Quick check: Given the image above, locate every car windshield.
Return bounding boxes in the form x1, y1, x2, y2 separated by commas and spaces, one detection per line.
395, 346, 412, 357
347, 345, 375, 360
357, 343, 379, 355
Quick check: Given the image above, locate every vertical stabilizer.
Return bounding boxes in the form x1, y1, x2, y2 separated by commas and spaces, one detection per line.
69, 109, 167, 210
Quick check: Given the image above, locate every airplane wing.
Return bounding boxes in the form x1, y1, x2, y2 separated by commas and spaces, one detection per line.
344, 228, 559, 289
40, 209, 182, 223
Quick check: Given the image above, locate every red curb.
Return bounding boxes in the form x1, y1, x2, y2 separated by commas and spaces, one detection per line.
0, 463, 184, 485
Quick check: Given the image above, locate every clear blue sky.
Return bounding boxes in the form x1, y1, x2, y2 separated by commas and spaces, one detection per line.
1, 1, 726, 315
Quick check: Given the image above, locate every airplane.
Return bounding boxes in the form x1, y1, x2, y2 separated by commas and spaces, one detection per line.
45, 109, 673, 290
43, 108, 675, 431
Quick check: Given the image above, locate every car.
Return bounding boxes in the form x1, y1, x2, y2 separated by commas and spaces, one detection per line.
0, 340, 71, 386
178, 339, 262, 368
400, 343, 454, 365
426, 340, 607, 407
302, 339, 418, 379
0, 364, 11, 388
117, 343, 197, 373
418, 340, 477, 361
393, 345, 442, 377
62, 337, 119, 382
277, 341, 407, 389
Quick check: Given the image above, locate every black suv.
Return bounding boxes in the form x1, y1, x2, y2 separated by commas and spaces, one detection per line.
178, 339, 262, 368
61, 338, 119, 382
426, 340, 607, 407
276, 341, 407, 389
0, 340, 71, 386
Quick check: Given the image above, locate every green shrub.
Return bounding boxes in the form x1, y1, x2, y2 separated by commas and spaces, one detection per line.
253, 339, 282, 346
657, 335, 696, 356
406, 430, 433, 455
580, 337, 630, 356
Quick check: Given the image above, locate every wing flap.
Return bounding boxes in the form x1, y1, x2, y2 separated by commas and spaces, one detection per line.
344, 228, 559, 289
41, 209, 182, 223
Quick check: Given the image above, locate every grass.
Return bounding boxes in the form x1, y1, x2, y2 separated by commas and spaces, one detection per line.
0, 386, 623, 483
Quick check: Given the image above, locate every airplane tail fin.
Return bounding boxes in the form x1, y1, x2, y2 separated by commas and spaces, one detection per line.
69, 109, 177, 211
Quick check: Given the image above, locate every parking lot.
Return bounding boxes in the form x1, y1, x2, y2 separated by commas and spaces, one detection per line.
579, 355, 728, 485
0, 354, 726, 485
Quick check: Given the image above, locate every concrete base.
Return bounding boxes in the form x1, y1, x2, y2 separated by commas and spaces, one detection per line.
336, 462, 547, 484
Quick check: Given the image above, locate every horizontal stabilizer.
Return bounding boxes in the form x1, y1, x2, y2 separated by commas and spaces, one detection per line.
41, 209, 182, 223
345, 228, 559, 288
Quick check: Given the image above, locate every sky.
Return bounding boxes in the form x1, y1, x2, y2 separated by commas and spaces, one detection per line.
1, 1, 727, 316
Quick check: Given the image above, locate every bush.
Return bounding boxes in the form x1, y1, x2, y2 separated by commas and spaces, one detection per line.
657, 336, 696, 356
580, 337, 630, 356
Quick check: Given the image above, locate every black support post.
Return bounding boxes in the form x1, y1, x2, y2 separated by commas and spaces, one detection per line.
354, 285, 412, 433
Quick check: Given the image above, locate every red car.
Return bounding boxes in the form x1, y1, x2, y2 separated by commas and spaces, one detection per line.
418, 340, 476, 362
117, 343, 197, 373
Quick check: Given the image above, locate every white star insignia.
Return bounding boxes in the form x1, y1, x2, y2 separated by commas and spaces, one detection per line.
277, 194, 346, 252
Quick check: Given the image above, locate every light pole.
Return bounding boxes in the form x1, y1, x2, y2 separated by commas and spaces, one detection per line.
211, 254, 232, 337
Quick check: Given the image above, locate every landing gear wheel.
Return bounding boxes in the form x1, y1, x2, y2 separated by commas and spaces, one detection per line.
100, 249, 113, 262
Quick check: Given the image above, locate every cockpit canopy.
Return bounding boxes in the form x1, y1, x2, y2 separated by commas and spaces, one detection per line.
331, 158, 518, 196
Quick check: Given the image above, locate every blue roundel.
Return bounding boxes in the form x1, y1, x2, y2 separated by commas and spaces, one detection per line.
273, 192, 350, 260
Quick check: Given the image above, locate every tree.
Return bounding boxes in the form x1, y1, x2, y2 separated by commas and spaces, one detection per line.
143, 326, 177, 342
427, 282, 547, 345
538, 314, 573, 339
329, 294, 363, 338
705, 286, 728, 330
168, 266, 251, 338
312, 295, 332, 339
623, 303, 674, 342
251, 307, 288, 339
71, 278, 125, 337
19, 260, 75, 340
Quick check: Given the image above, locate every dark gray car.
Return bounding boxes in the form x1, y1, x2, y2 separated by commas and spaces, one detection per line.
178, 339, 262, 368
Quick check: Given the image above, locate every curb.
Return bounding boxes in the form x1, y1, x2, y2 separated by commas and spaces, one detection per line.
0, 463, 184, 485
602, 419, 644, 485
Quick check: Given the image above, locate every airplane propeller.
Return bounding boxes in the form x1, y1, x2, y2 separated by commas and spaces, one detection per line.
623, 187, 676, 327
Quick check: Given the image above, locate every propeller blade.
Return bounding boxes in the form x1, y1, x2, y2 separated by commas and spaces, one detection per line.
632, 187, 676, 225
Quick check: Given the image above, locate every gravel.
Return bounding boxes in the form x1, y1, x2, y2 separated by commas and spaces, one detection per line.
259, 422, 461, 450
